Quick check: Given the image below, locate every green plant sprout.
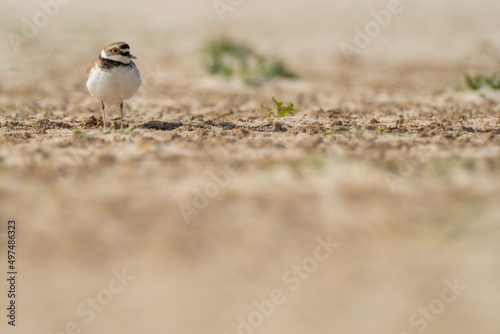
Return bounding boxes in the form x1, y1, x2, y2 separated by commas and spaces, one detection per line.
259, 97, 295, 118
201, 38, 297, 85
463, 73, 500, 91
101, 123, 135, 134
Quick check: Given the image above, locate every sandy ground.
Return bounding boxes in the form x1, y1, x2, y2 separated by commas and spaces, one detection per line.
1, 0, 500, 333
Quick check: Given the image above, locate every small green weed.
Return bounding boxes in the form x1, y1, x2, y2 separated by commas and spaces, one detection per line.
1, 104, 17, 113
462, 73, 500, 91
324, 130, 344, 136
101, 123, 135, 134
118, 126, 135, 134
201, 38, 297, 85
74, 130, 89, 136
259, 97, 295, 118
101, 122, 115, 134
348, 127, 363, 134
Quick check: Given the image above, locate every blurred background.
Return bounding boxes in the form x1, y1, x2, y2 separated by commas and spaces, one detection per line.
2, 0, 500, 94
1, 1, 500, 333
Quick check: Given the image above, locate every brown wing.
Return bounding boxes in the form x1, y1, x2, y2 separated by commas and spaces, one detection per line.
86, 58, 99, 82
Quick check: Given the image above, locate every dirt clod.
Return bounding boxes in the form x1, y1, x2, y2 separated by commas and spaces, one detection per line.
141, 121, 183, 130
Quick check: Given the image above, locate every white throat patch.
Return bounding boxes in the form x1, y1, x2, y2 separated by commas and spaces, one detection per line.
100, 49, 131, 64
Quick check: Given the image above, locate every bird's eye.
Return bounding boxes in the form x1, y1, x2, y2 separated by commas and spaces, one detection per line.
112, 48, 119, 53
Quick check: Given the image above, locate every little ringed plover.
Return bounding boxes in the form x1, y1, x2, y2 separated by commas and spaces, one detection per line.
86, 41, 141, 129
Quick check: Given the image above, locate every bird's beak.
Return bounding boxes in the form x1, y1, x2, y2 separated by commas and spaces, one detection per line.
122, 52, 137, 59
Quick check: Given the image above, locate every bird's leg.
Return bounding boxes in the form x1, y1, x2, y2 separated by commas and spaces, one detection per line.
101, 101, 107, 129
120, 102, 124, 129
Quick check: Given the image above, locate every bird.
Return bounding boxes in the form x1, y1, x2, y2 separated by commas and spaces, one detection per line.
86, 42, 141, 129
